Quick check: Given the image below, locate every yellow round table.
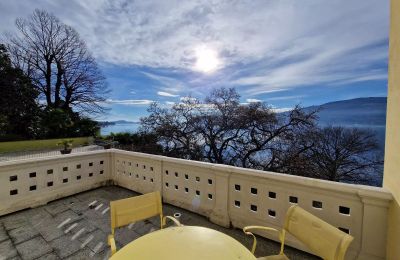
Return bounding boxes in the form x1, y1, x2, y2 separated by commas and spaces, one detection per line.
110, 226, 257, 260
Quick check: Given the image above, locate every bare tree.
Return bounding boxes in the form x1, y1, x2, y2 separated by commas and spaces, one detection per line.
141, 98, 203, 160
196, 88, 246, 164
232, 104, 317, 171
140, 88, 382, 185
5, 9, 108, 114
306, 126, 382, 184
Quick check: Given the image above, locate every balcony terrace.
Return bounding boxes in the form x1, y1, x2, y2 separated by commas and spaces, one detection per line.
0, 149, 393, 259
0, 186, 318, 259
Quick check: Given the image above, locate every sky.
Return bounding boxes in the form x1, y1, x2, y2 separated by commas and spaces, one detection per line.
0, 0, 389, 122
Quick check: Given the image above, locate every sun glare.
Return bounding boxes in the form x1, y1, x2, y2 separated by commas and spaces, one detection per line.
194, 46, 220, 73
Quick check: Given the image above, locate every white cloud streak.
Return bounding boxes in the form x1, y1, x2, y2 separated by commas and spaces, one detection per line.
157, 91, 179, 97
246, 98, 262, 103
106, 99, 153, 106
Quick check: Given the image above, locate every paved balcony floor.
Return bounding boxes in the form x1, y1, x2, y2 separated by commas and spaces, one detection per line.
0, 186, 319, 260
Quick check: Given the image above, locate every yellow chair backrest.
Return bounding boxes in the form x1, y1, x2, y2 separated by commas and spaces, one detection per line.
284, 206, 354, 260
110, 191, 163, 232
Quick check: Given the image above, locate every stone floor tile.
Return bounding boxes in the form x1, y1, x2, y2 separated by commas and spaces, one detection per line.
63, 248, 93, 260
44, 200, 69, 216
0, 225, 9, 243
49, 236, 81, 259
15, 236, 52, 260
35, 220, 64, 242
114, 227, 141, 246
89, 218, 111, 234
36, 253, 60, 260
78, 229, 108, 254
8, 256, 22, 260
53, 210, 81, 227
8, 225, 40, 245
0, 239, 18, 259
134, 222, 157, 236
2, 215, 28, 231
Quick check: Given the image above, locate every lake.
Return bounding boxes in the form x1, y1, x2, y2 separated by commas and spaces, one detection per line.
100, 123, 140, 135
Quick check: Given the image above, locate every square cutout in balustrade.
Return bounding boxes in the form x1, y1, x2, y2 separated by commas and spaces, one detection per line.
185, 187, 189, 193
100, 160, 104, 165
10, 189, 18, 195
251, 188, 257, 195
208, 179, 213, 185
234, 184, 241, 191
63, 167, 68, 172
89, 162, 93, 167
185, 174, 189, 180
269, 191, 276, 199
9, 175, 17, 182
63, 178, 68, 183
77, 175, 81, 180
29, 185, 36, 191
89, 173, 93, 177
251, 205, 258, 212
29, 172, 36, 178
268, 209, 276, 217
312, 201, 323, 209
47, 181, 53, 187
338, 227, 350, 234
312, 200, 322, 209
76, 164, 81, 169
289, 196, 298, 204
234, 200, 241, 207
208, 194, 213, 200
339, 206, 350, 215
47, 169, 53, 174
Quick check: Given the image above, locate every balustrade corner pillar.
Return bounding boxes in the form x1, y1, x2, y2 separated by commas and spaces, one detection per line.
209, 166, 232, 228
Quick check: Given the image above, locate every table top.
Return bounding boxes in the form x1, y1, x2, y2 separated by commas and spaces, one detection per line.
110, 226, 257, 260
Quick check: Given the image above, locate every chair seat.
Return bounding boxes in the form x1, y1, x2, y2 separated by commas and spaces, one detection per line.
258, 254, 289, 260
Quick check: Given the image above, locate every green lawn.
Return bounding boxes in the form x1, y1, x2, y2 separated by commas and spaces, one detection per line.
0, 137, 93, 153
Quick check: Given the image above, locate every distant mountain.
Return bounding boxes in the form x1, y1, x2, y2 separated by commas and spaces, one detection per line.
304, 97, 387, 127
303, 97, 387, 150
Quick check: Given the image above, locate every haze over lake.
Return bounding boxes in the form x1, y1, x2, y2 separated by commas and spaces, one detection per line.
100, 123, 139, 135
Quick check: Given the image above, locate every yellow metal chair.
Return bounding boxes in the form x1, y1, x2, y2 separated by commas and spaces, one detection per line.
108, 191, 182, 256
243, 205, 354, 260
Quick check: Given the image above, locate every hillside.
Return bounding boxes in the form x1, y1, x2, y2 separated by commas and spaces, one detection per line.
304, 97, 387, 150
305, 97, 387, 126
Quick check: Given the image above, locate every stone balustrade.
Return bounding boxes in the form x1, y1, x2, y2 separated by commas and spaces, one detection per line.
0, 149, 393, 259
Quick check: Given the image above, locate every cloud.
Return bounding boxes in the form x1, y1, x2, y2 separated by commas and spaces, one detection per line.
157, 91, 179, 97
246, 98, 262, 103
106, 99, 153, 106
265, 95, 305, 101
0, 0, 388, 98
